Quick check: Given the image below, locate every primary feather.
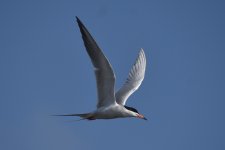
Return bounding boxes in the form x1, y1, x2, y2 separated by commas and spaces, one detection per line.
76, 17, 116, 108
116, 49, 146, 105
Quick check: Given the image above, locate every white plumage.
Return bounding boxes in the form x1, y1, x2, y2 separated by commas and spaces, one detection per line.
56, 17, 147, 121
116, 49, 146, 106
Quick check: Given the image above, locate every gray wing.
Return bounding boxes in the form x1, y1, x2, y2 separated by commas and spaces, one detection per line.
116, 49, 146, 105
76, 17, 116, 108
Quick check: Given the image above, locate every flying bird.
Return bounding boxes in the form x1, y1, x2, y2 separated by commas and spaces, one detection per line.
57, 17, 147, 120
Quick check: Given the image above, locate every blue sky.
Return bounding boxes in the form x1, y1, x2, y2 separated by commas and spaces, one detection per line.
1, 0, 225, 150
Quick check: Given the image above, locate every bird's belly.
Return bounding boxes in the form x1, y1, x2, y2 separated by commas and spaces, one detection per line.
94, 106, 125, 119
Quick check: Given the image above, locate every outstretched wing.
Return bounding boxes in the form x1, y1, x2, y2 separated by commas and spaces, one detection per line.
76, 17, 116, 108
116, 49, 146, 105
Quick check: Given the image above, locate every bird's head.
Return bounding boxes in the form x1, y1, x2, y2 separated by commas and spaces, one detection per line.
124, 106, 147, 120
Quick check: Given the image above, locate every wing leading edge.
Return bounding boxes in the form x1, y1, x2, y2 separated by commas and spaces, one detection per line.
116, 49, 146, 105
76, 17, 116, 108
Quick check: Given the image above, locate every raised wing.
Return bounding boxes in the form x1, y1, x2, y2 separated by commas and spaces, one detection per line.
76, 17, 116, 108
116, 49, 146, 105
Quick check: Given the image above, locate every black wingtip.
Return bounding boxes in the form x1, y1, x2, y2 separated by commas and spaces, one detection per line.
76, 16, 85, 30
76, 16, 80, 21
76, 16, 82, 25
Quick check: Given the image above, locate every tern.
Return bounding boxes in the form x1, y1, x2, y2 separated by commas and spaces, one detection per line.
57, 17, 147, 120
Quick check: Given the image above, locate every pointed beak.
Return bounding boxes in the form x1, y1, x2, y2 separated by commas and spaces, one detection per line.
143, 117, 148, 120
137, 114, 147, 120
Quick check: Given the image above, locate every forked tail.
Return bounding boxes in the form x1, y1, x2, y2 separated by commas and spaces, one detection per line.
53, 113, 95, 120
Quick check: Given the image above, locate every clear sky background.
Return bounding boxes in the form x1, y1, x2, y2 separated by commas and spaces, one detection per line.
1, 0, 225, 150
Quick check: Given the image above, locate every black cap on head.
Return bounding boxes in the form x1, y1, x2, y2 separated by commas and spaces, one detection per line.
124, 105, 139, 113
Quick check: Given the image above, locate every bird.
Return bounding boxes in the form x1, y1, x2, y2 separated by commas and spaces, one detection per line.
56, 17, 147, 121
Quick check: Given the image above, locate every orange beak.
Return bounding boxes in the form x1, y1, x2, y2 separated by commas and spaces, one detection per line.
137, 114, 147, 120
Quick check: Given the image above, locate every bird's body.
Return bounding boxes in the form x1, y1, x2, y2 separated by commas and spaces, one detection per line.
92, 105, 126, 119
56, 17, 147, 121
92, 104, 136, 119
